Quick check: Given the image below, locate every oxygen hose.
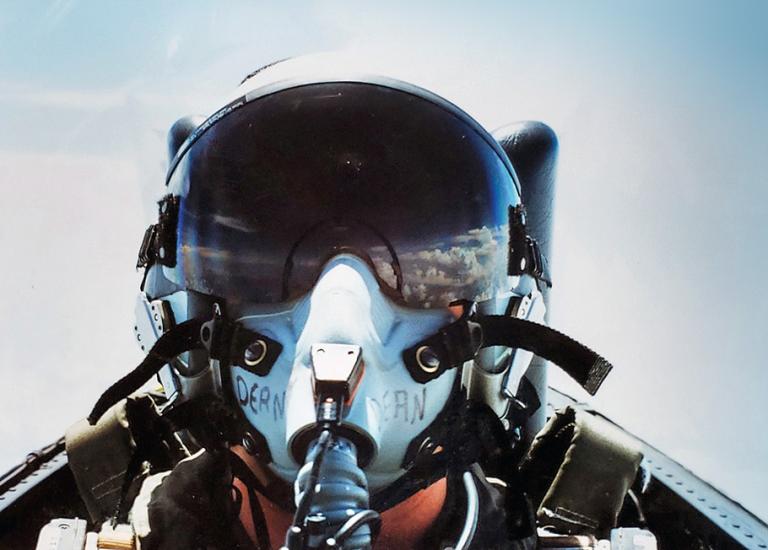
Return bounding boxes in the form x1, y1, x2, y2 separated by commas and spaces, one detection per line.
285, 432, 378, 550
283, 343, 380, 550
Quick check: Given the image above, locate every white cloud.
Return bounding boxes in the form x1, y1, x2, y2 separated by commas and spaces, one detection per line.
0, 85, 128, 111
44, 0, 77, 28
166, 35, 181, 61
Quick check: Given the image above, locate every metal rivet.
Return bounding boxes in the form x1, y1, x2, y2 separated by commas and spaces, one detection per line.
242, 432, 257, 455
520, 257, 527, 270
244, 339, 267, 367
512, 426, 523, 442
158, 246, 166, 259
416, 436, 434, 456
416, 346, 440, 373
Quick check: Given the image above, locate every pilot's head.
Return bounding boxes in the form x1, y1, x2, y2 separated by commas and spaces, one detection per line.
137, 55, 553, 511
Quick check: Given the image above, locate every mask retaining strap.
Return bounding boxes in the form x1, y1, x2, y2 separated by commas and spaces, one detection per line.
87, 318, 206, 425
402, 314, 612, 396
479, 316, 612, 396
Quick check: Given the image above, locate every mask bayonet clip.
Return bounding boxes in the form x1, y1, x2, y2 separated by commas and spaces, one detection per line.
310, 343, 364, 424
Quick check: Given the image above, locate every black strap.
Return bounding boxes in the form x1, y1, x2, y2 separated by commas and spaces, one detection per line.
479, 316, 611, 395
402, 306, 482, 384
88, 315, 285, 429
229, 453, 272, 550
87, 318, 205, 425
403, 315, 611, 396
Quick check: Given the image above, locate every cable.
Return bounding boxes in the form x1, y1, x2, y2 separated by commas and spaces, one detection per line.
627, 489, 647, 527
454, 471, 479, 550
327, 509, 381, 547
286, 429, 333, 550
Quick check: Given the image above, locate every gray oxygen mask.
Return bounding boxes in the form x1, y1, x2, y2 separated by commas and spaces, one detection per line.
231, 254, 458, 491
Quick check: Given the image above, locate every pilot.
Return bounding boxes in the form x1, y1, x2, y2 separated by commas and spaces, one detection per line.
62, 57, 643, 550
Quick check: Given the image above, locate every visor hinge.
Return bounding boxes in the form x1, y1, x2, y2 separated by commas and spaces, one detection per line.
508, 204, 551, 287
136, 194, 179, 269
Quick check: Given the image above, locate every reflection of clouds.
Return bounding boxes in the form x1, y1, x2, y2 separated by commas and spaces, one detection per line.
401, 225, 508, 307
371, 256, 398, 289
369, 245, 389, 255
179, 225, 509, 308
211, 214, 255, 233
181, 244, 231, 261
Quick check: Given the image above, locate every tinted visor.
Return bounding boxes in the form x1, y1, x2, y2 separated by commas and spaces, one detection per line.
166, 81, 518, 309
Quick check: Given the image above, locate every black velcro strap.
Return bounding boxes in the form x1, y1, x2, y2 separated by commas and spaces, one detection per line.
402, 315, 483, 383
478, 316, 611, 396
88, 318, 205, 425
89, 315, 285, 426
403, 314, 611, 395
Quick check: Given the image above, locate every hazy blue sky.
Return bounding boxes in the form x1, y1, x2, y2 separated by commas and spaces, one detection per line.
1, 1, 766, 521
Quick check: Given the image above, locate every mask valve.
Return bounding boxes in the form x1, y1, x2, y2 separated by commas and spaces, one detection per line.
310, 343, 365, 420
282, 343, 380, 550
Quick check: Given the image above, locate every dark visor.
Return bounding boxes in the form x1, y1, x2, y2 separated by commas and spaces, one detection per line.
166, 81, 519, 309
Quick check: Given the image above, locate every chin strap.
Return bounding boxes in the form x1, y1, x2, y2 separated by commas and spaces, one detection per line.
403, 311, 612, 396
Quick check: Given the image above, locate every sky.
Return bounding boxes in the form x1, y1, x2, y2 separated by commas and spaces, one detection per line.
1, 1, 766, 521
